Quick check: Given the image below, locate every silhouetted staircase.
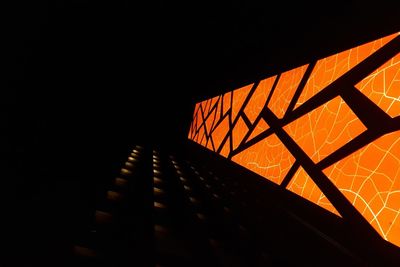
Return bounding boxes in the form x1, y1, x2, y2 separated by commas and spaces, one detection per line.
18, 143, 398, 267
66, 144, 274, 267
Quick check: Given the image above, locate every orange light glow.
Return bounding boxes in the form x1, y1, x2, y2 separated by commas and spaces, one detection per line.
205, 105, 217, 136
195, 103, 204, 136
188, 122, 193, 139
209, 96, 219, 115
247, 118, 270, 142
232, 116, 249, 150
268, 64, 308, 118
284, 96, 367, 163
188, 31, 400, 248
215, 96, 222, 122
198, 125, 206, 146
295, 33, 398, 109
287, 167, 341, 216
188, 103, 201, 139
355, 53, 400, 118
220, 137, 230, 158
244, 76, 276, 123
323, 131, 400, 247
222, 92, 231, 116
206, 137, 214, 151
211, 116, 230, 151
202, 99, 211, 115
232, 83, 253, 121
232, 134, 295, 185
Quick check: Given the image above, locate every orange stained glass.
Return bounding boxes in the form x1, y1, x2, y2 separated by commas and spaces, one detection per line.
232, 134, 295, 185
206, 135, 214, 151
219, 137, 231, 158
205, 106, 217, 135
195, 103, 204, 132
232, 83, 253, 122
284, 96, 367, 163
355, 53, 400, 118
222, 92, 232, 115
193, 129, 199, 143
189, 103, 201, 140
188, 121, 193, 139
192, 123, 199, 142
214, 96, 222, 122
247, 118, 270, 142
323, 131, 400, 247
295, 32, 398, 109
192, 112, 199, 138
244, 76, 276, 123
211, 115, 230, 151
188, 114, 194, 139
209, 95, 219, 114
268, 64, 308, 118
197, 125, 206, 146
202, 99, 211, 115
232, 116, 248, 150
200, 129, 207, 147
194, 102, 201, 120
287, 167, 341, 216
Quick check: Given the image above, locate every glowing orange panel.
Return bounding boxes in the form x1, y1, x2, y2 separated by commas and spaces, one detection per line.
244, 76, 276, 123
247, 118, 270, 142
192, 113, 199, 138
206, 135, 214, 151
188, 117, 194, 139
220, 137, 231, 158
232, 83, 253, 121
197, 125, 206, 146
287, 167, 341, 216
193, 102, 201, 119
232, 134, 295, 185
295, 32, 398, 109
205, 107, 217, 136
200, 129, 207, 147
202, 99, 211, 115
232, 116, 248, 150
196, 104, 204, 132
188, 122, 193, 139
192, 112, 198, 132
211, 115, 230, 151
187, 33, 400, 245
209, 96, 219, 114
192, 123, 199, 142
193, 130, 199, 143
284, 96, 367, 163
355, 53, 400, 118
268, 64, 308, 118
222, 92, 231, 115
323, 131, 400, 247
215, 96, 222, 122
189, 103, 200, 140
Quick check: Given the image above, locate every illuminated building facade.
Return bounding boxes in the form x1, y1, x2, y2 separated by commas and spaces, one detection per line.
188, 32, 400, 248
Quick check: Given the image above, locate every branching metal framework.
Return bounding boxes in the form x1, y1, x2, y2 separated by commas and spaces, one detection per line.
188, 32, 400, 247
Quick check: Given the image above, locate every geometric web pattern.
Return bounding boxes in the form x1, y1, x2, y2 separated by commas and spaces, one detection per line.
284, 96, 367, 163
188, 31, 400, 248
268, 63, 308, 118
355, 53, 400, 118
232, 134, 295, 185
244, 76, 276, 123
294, 33, 398, 109
288, 166, 341, 216
323, 131, 400, 247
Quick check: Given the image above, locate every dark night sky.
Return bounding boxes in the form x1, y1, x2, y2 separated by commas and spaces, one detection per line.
3, 0, 400, 183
